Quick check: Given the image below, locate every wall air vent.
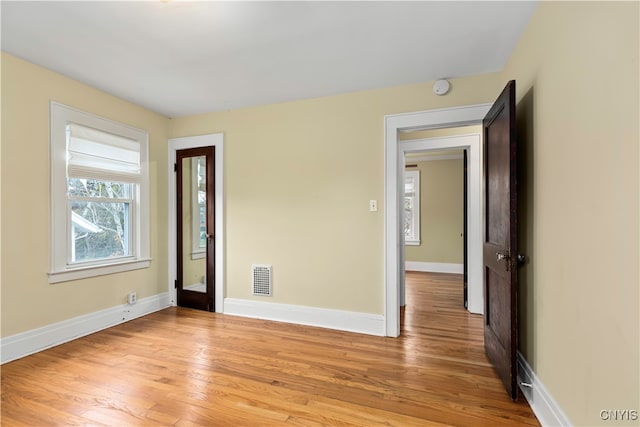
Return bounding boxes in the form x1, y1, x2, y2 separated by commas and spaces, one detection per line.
252, 264, 272, 296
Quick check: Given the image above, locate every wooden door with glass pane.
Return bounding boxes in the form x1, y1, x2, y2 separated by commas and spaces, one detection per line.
176, 146, 215, 311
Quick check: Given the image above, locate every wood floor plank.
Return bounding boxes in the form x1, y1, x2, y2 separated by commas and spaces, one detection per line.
1, 272, 539, 426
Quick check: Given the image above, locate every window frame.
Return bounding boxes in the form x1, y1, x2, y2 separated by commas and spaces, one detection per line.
404, 169, 421, 246
49, 102, 151, 283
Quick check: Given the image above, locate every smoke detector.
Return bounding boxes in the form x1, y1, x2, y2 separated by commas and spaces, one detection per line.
433, 79, 450, 96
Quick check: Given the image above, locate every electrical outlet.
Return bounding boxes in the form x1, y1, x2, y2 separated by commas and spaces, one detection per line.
127, 292, 137, 305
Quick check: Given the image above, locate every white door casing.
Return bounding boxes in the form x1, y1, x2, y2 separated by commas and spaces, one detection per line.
168, 134, 225, 313
384, 104, 492, 337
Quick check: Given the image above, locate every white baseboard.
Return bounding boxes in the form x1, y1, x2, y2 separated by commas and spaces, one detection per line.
224, 298, 385, 337
1, 293, 171, 364
405, 261, 463, 274
517, 351, 572, 426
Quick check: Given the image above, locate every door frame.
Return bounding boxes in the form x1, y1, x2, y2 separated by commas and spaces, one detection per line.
168, 133, 224, 312
384, 103, 491, 337
400, 136, 478, 309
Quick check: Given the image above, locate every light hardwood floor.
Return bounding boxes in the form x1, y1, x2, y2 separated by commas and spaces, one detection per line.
1, 272, 539, 426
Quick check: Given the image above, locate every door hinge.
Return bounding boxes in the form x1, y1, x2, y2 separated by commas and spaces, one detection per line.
174, 163, 177, 172
174, 279, 178, 289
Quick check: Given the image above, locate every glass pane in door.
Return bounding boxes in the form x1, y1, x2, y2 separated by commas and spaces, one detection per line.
181, 155, 206, 293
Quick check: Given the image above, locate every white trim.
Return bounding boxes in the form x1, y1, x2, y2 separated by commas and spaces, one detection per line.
49, 102, 151, 283
224, 298, 385, 336
385, 104, 491, 336
48, 258, 151, 284
386, 104, 490, 130
168, 134, 225, 313
518, 352, 572, 426
405, 261, 463, 274
405, 153, 464, 162
0, 293, 170, 364
405, 240, 420, 246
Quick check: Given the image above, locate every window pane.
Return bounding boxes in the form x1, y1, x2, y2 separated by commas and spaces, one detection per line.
71, 200, 130, 262
199, 194, 206, 248
404, 170, 420, 242
68, 179, 131, 199
404, 197, 413, 238
405, 178, 414, 193
197, 158, 207, 248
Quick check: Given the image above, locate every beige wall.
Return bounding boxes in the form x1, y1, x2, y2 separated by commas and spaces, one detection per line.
0, 53, 169, 337
169, 73, 502, 313
0, 53, 502, 335
405, 159, 464, 264
502, 2, 639, 425
402, 125, 481, 266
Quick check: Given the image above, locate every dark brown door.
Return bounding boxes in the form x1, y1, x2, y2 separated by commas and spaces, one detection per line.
176, 146, 215, 311
483, 80, 518, 400
463, 149, 468, 309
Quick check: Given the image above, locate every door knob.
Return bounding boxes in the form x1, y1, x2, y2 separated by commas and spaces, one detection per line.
205, 233, 213, 239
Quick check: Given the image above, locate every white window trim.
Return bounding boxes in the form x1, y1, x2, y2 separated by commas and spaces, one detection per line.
49, 102, 151, 283
404, 169, 421, 246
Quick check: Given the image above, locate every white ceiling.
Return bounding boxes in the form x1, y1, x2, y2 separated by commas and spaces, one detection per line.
1, 1, 537, 118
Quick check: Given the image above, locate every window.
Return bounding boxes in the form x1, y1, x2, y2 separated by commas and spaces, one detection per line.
404, 170, 420, 245
49, 102, 150, 283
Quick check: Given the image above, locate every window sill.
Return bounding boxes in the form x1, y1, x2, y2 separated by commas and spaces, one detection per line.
405, 240, 421, 246
48, 258, 151, 284
191, 251, 205, 260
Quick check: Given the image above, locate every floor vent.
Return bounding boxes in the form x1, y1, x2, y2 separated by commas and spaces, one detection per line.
252, 264, 272, 296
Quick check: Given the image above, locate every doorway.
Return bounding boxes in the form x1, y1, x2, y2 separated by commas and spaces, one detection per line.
401, 125, 480, 310
399, 135, 479, 311
402, 144, 467, 309
384, 103, 492, 337
168, 133, 225, 313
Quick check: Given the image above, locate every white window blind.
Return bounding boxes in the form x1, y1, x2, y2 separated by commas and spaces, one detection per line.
67, 123, 141, 183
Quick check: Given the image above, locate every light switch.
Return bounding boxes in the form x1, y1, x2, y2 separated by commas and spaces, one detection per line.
369, 200, 378, 212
